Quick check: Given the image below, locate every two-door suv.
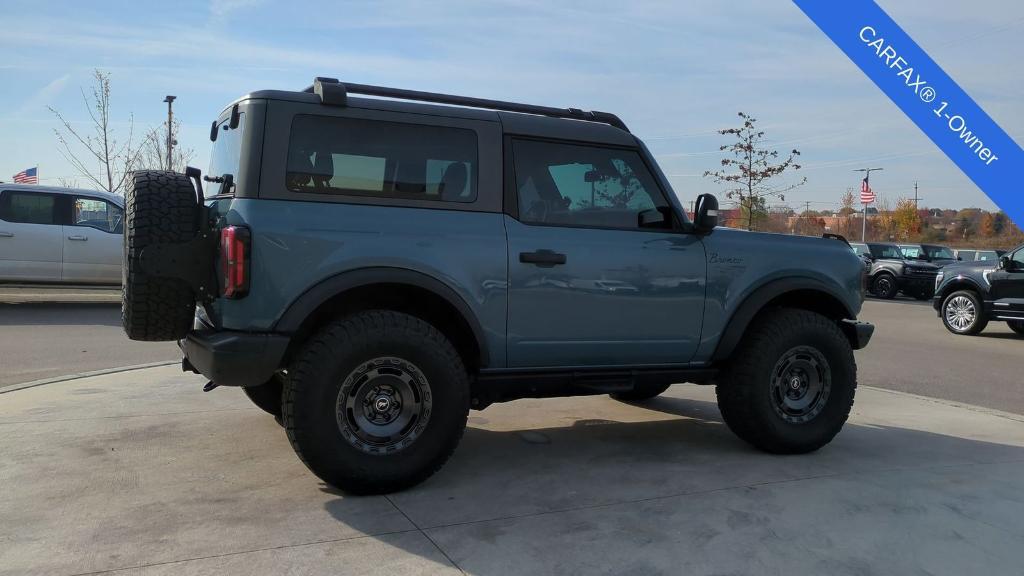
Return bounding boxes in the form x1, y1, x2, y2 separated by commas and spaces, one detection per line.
122, 79, 873, 493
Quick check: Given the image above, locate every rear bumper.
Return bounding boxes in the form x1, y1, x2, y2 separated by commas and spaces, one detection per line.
179, 330, 289, 387
840, 319, 874, 350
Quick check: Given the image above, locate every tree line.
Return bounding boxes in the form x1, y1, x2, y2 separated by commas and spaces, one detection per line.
705, 112, 1022, 248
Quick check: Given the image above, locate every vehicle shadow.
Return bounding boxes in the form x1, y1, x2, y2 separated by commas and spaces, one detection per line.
318, 394, 1024, 573
0, 302, 123, 327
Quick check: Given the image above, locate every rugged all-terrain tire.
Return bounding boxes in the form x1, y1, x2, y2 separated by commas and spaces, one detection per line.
940, 290, 988, 336
284, 311, 470, 494
1009, 320, 1024, 337
716, 308, 857, 454
871, 272, 898, 299
122, 171, 199, 341
243, 373, 286, 423
610, 383, 672, 402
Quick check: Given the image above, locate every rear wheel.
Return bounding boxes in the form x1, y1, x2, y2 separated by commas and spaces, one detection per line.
940, 290, 988, 335
1008, 320, 1024, 336
610, 383, 671, 402
716, 308, 856, 454
284, 311, 469, 494
122, 171, 199, 341
871, 273, 898, 299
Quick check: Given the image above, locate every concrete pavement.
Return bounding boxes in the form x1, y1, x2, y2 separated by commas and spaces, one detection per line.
1, 365, 1022, 575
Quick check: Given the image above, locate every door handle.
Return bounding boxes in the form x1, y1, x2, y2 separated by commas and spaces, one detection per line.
67, 235, 88, 241
0, 231, 12, 238
519, 249, 567, 267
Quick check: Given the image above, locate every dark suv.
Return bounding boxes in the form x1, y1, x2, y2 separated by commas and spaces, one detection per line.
121, 79, 873, 493
933, 244, 1024, 335
865, 242, 940, 300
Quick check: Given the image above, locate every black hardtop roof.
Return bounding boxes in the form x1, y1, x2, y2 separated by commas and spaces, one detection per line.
225, 79, 636, 147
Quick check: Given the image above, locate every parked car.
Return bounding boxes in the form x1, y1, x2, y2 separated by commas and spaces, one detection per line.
898, 243, 958, 266
0, 184, 123, 284
864, 242, 940, 299
120, 78, 873, 494
933, 244, 1024, 335
955, 248, 1004, 263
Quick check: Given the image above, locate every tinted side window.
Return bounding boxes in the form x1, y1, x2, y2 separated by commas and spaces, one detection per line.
285, 115, 477, 203
1012, 249, 1024, 269
0, 191, 57, 224
512, 139, 670, 230
73, 197, 123, 233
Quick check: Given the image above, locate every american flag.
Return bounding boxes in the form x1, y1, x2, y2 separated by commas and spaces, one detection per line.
860, 177, 875, 204
13, 167, 38, 184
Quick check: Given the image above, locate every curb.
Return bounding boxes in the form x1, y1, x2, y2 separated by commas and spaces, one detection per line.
0, 361, 181, 395
862, 385, 1024, 423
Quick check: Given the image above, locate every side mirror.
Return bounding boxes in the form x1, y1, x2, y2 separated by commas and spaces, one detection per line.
693, 193, 718, 234
999, 256, 1011, 270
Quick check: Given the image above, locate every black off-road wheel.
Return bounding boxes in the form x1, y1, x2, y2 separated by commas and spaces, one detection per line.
243, 373, 286, 424
716, 308, 857, 454
940, 290, 988, 335
1009, 320, 1024, 336
284, 311, 469, 494
871, 273, 898, 299
122, 171, 199, 341
610, 383, 672, 402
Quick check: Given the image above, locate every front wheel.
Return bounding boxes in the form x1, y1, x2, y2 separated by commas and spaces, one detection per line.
871, 273, 898, 299
940, 290, 988, 335
284, 311, 469, 494
716, 308, 856, 454
1008, 320, 1024, 336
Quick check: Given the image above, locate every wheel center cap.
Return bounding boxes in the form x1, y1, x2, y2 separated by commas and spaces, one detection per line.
789, 376, 803, 390
373, 396, 392, 413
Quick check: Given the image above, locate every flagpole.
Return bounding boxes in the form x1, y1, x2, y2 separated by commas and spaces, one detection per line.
854, 167, 884, 243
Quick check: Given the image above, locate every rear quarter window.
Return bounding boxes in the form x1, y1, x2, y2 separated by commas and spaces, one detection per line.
285, 115, 478, 203
0, 191, 57, 224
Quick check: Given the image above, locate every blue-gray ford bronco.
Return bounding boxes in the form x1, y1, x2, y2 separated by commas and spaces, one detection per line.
122, 78, 874, 494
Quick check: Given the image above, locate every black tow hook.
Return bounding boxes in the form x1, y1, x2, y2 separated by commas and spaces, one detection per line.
202, 381, 219, 392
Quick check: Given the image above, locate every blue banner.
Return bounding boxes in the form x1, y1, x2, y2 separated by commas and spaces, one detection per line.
793, 0, 1023, 226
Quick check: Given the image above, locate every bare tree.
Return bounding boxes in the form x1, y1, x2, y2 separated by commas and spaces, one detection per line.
140, 118, 195, 172
49, 70, 143, 194
704, 112, 807, 231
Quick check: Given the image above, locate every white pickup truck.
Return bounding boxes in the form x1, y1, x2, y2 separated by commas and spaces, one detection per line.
0, 184, 123, 285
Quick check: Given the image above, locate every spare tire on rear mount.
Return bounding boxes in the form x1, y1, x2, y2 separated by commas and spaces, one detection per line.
122, 171, 201, 341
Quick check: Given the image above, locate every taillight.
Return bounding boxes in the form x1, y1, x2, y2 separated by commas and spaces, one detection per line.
220, 225, 250, 298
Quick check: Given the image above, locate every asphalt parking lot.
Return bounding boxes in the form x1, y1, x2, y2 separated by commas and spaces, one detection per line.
0, 296, 1021, 575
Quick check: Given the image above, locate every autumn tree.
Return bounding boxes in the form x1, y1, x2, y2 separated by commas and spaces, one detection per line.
893, 198, 921, 240
704, 112, 806, 231
980, 212, 996, 237
49, 70, 144, 194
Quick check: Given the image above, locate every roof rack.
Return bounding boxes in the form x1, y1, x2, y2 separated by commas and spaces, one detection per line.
302, 77, 629, 133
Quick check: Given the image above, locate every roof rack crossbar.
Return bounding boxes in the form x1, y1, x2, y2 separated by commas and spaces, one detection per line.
303, 77, 629, 132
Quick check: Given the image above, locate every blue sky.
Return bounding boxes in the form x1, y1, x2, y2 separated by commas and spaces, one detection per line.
1, 0, 1021, 211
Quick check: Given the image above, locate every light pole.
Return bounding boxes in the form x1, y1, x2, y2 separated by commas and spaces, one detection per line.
163, 95, 177, 170
854, 167, 883, 242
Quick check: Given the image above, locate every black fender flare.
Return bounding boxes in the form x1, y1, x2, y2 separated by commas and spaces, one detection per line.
712, 277, 855, 361
274, 267, 490, 366
935, 275, 985, 302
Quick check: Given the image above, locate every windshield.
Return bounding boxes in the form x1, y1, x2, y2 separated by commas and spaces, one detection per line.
925, 246, 955, 259
869, 244, 904, 259
976, 250, 999, 261
207, 112, 245, 198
